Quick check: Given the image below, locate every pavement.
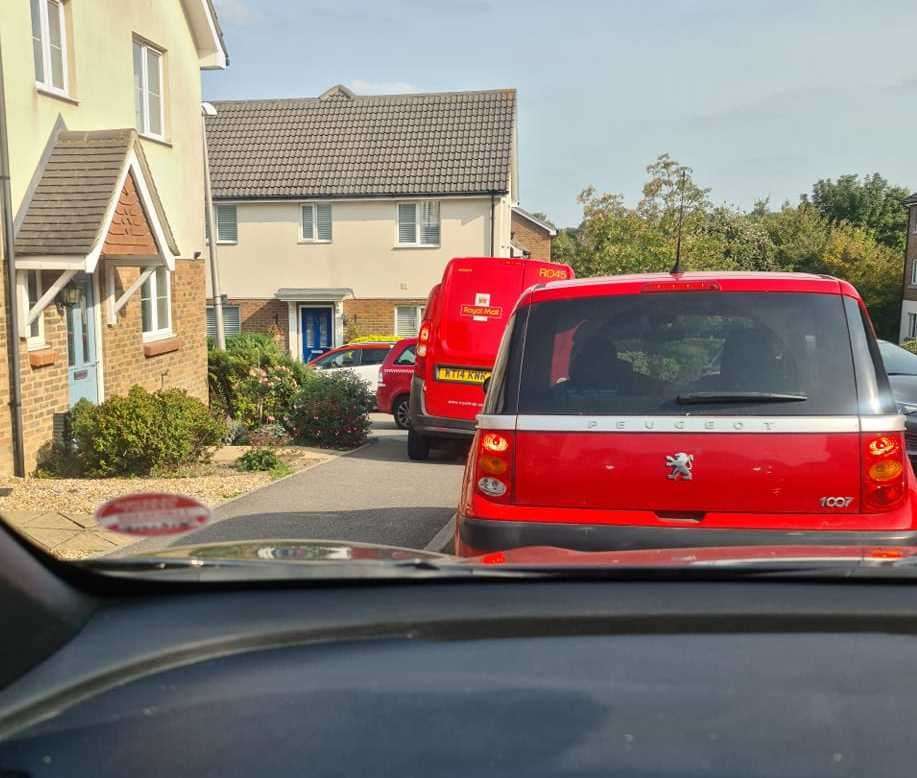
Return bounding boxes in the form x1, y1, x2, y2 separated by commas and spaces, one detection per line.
1, 509, 139, 559
122, 414, 467, 557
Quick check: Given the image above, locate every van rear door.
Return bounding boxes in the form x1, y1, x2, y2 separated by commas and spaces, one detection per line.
425, 259, 571, 421
509, 290, 865, 517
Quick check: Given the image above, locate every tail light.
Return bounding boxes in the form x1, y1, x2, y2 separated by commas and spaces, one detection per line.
474, 430, 515, 501
415, 323, 431, 367
862, 432, 908, 512
377, 367, 384, 387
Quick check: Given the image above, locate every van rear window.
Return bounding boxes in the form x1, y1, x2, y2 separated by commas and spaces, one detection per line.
514, 292, 859, 416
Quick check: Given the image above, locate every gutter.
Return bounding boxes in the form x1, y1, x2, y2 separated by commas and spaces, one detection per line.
490, 192, 496, 256
0, 41, 25, 477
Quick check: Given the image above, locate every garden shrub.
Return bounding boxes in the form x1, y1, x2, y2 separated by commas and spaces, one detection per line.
286, 371, 374, 449
70, 386, 225, 477
208, 333, 308, 428
901, 339, 917, 356
237, 447, 282, 472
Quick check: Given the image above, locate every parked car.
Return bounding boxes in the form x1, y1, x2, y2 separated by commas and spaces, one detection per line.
877, 340, 917, 466
307, 343, 394, 395
456, 271, 914, 556
408, 256, 574, 460
376, 338, 417, 429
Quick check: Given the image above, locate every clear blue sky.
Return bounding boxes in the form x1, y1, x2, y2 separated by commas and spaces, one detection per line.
206, 0, 917, 228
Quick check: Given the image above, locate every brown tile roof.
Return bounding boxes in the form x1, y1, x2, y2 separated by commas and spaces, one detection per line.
15, 128, 179, 257
206, 85, 516, 200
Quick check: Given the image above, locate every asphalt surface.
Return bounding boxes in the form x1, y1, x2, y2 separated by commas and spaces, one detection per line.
124, 415, 467, 555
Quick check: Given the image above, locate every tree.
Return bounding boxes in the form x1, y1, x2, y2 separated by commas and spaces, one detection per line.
803, 173, 910, 252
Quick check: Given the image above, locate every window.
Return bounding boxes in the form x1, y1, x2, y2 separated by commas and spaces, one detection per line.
911, 208, 917, 235
20, 271, 45, 349
140, 267, 171, 339
315, 349, 361, 369
908, 313, 917, 340
206, 304, 241, 339
31, 0, 67, 94
911, 259, 917, 287
395, 305, 425, 337
397, 201, 440, 246
133, 39, 164, 139
301, 203, 332, 242
361, 348, 391, 366
216, 205, 238, 243
394, 345, 417, 366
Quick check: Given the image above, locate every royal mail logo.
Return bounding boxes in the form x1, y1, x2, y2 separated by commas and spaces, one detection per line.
461, 304, 503, 319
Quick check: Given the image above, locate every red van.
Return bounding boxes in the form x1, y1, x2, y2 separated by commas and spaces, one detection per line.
408, 257, 574, 460
457, 271, 917, 555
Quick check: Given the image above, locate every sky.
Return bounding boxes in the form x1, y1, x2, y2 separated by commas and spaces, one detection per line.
205, 0, 917, 228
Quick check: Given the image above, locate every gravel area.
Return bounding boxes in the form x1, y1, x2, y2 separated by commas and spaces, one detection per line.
0, 447, 328, 515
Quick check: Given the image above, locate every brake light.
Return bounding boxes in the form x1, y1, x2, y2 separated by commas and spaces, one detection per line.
416, 324, 431, 360
862, 432, 908, 512
641, 280, 721, 293
474, 430, 514, 502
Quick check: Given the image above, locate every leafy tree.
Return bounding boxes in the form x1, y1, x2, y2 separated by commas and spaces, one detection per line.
803, 173, 910, 252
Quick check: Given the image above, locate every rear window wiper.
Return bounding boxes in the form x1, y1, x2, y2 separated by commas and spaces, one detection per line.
676, 391, 808, 405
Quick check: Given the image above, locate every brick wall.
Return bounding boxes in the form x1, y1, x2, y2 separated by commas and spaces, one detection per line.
343, 298, 427, 339
103, 258, 207, 402
0, 268, 72, 476
229, 298, 289, 347
511, 211, 553, 260
904, 206, 917, 303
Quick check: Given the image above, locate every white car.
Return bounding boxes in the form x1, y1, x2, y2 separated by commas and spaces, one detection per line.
308, 343, 394, 393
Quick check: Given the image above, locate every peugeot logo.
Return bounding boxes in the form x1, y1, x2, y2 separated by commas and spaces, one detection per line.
666, 452, 694, 480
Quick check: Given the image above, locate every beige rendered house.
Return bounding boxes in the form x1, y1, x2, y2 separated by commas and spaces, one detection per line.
0, 0, 227, 476
204, 84, 518, 360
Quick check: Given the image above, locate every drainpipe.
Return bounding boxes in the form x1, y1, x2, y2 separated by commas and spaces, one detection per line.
201, 102, 225, 350
0, 42, 25, 477
490, 192, 496, 256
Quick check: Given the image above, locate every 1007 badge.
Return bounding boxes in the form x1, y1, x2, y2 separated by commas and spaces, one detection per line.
435, 365, 492, 385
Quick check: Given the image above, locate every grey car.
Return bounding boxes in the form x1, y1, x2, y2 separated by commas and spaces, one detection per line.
878, 340, 917, 466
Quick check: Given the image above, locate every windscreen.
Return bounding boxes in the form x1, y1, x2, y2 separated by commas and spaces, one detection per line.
514, 291, 859, 415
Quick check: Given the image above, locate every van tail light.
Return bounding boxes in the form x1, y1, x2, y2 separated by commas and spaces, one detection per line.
474, 430, 515, 501
861, 431, 908, 512
415, 323, 431, 366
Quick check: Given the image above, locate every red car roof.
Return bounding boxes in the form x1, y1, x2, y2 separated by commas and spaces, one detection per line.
526, 271, 860, 306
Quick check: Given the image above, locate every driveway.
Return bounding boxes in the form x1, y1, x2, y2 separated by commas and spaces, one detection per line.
125, 415, 467, 556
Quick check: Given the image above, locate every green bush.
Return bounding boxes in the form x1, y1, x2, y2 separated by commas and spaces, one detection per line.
208, 333, 309, 428
237, 447, 282, 472
901, 340, 917, 355
286, 371, 374, 449
70, 386, 225, 477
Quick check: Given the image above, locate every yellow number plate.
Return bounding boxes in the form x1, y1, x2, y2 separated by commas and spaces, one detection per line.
436, 366, 492, 385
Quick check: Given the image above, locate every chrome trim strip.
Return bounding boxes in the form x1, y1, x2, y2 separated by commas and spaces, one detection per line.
477, 414, 906, 434
860, 414, 906, 432
515, 415, 861, 433
476, 414, 517, 430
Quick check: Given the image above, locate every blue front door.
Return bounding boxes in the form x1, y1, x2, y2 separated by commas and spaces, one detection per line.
301, 307, 333, 362
66, 274, 99, 407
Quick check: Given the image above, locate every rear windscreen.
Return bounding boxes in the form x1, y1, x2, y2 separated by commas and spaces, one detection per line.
514, 291, 859, 416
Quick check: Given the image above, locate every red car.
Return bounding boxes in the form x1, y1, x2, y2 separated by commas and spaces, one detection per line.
376, 338, 417, 429
457, 271, 916, 556
408, 256, 574, 459
306, 342, 394, 396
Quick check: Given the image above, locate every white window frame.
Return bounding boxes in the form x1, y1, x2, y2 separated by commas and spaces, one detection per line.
133, 38, 165, 141
394, 305, 425, 337
140, 267, 173, 341
215, 204, 238, 244
911, 258, 917, 287
300, 202, 333, 243
908, 312, 917, 340
396, 200, 440, 247
32, 0, 69, 97
18, 270, 47, 350
911, 208, 917, 235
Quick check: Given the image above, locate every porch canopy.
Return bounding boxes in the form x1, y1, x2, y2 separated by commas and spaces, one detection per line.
13, 127, 179, 327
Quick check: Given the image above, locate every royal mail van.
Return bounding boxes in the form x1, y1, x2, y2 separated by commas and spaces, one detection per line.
408, 257, 574, 460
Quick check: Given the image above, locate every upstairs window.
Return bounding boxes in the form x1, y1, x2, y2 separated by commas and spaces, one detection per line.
216, 205, 238, 243
301, 203, 332, 242
133, 39, 164, 139
397, 201, 440, 246
140, 267, 172, 340
911, 258, 917, 287
31, 0, 67, 94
